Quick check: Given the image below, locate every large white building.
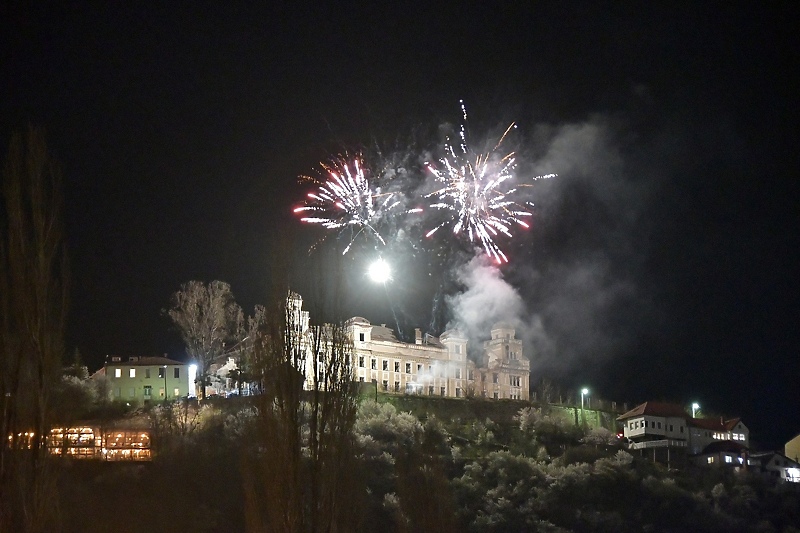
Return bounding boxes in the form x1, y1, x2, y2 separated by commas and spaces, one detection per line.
208, 293, 531, 400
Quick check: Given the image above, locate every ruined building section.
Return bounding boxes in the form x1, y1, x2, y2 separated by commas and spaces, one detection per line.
346, 317, 530, 401
348, 318, 469, 398
471, 323, 530, 400
213, 292, 530, 400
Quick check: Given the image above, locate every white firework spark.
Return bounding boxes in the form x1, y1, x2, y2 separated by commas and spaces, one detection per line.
294, 156, 400, 254
425, 102, 553, 263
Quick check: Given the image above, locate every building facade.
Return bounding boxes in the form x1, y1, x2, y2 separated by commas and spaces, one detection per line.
347, 317, 530, 400
101, 356, 194, 404
618, 402, 750, 462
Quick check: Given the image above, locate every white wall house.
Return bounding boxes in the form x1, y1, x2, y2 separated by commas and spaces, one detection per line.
100, 355, 193, 404
618, 402, 749, 459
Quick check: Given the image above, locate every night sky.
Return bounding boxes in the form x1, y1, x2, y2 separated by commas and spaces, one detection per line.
3, 3, 798, 448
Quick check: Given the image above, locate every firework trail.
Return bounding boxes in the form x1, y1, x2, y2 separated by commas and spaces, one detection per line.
425, 101, 554, 263
294, 156, 401, 254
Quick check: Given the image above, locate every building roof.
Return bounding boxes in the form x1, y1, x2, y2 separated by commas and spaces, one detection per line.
617, 402, 689, 421
369, 324, 398, 342
699, 440, 748, 455
105, 356, 186, 367
690, 417, 742, 431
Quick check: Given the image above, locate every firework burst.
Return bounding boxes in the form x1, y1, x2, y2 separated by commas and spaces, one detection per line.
425, 102, 553, 263
294, 156, 400, 254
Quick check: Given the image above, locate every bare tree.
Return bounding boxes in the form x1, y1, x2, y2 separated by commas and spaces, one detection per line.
0, 127, 68, 532
242, 248, 363, 532
165, 280, 243, 399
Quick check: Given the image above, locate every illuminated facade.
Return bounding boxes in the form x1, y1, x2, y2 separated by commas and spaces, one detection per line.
47, 426, 152, 461
101, 355, 193, 404
618, 402, 750, 459
347, 318, 530, 400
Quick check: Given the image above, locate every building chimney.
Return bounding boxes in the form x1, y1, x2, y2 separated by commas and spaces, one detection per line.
415, 328, 422, 345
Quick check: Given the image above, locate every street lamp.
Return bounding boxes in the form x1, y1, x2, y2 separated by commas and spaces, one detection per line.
691, 402, 700, 418
581, 388, 589, 426
162, 365, 168, 402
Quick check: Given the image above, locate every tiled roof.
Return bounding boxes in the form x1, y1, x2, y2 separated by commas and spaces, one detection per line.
617, 402, 689, 420
690, 417, 742, 431
105, 356, 186, 367
700, 440, 748, 455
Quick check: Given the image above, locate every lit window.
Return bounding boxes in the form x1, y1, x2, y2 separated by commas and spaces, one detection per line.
129, 369, 136, 378
725, 456, 732, 463
707, 457, 714, 464
733, 434, 739, 441
173, 387, 180, 397
159, 387, 165, 397
114, 368, 121, 378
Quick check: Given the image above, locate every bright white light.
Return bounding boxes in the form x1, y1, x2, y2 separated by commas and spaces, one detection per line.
581, 388, 589, 395
188, 364, 197, 398
692, 402, 700, 417
368, 258, 391, 283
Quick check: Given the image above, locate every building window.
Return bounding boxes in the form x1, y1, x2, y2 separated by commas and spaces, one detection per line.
658, 422, 662, 429
382, 360, 388, 371
669, 425, 673, 432
707, 457, 714, 464
492, 373, 498, 384
644, 421, 648, 428
129, 369, 136, 378
371, 359, 376, 370
145, 368, 151, 379
417, 364, 422, 373
440, 387, 445, 396
359, 356, 364, 367
144, 386, 152, 396
406, 363, 411, 373
174, 387, 180, 397
114, 388, 121, 397
382, 380, 388, 391
359, 333, 365, 342
455, 368, 461, 379
158, 367, 165, 379
468, 369, 474, 380
428, 386, 434, 396
174, 368, 180, 379
114, 368, 121, 378
129, 388, 135, 397
725, 456, 732, 463
359, 377, 364, 382
510, 375, 520, 387
493, 392, 498, 400
680, 426, 684, 433
456, 388, 461, 398
159, 387, 165, 398
394, 381, 399, 392
394, 361, 400, 372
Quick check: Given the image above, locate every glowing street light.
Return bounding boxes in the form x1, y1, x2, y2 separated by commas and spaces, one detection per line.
581, 388, 589, 425
162, 365, 168, 402
692, 402, 700, 418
